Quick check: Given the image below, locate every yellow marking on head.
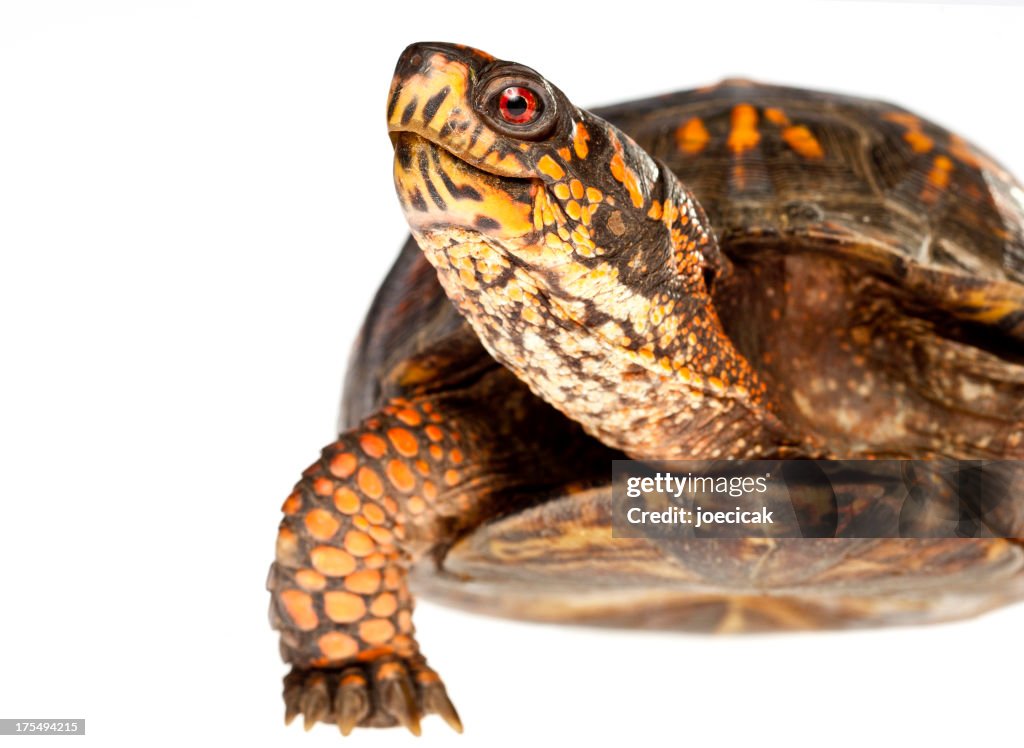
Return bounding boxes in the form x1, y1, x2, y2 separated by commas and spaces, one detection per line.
585, 187, 602, 203
675, 117, 710, 154
538, 155, 566, 180
782, 125, 824, 159
553, 183, 571, 200
764, 107, 790, 126
557, 146, 572, 161
727, 104, 760, 154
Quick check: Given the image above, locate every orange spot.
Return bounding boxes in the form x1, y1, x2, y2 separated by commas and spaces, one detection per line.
382, 496, 398, 515
928, 155, 953, 189
398, 610, 413, 633
377, 661, 404, 679
782, 125, 823, 159
415, 671, 440, 686
281, 492, 301, 515
764, 107, 790, 126
328, 452, 357, 479
553, 183, 571, 200
360, 618, 396, 645
727, 104, 760, 154
425, 425, 444, 442
393, 634, 416, 656
422, 481, 437, 501
344, 530, 376, 557
443, 469, 459, 486
276, 526, 300, 566
386, 428, 419, 457
904, 129, 934, 153
569, 179, 584, 200
318, 631, 358, 661
394, 408, 422, 426
324, 590, 366, 623
280, 589, 318, 631
647, 200, 663, 220
304, 508, 340, 540
406, 496, 426, 515
385, 459, 416, 493
333, 486, 361, 515
357, 645, 395, 662
359, 433, 387, 458
675, 117, 709, 154
345, 569, 381, 594
295, 568, 326, 591
384, 567, 401, 589
884, 112, 920, 127
370, 593, 398, 617
310, 546, 356, 577
609, 150, 644, 208
557, 146, 572, 161
364, 552, 387, 569
449, 448, 464, 464
357, 467, 383, 499
340, 672, 367, 687
429, 444, 443, 461
363, 502, 386, 525
369, 526, 393, 545
312, 477, 334, 497
573, 122, 590, 158
537, 155, 565, 180
352, 515, 369, 530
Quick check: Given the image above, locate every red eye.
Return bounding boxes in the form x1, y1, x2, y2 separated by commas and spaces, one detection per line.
498, 86, 539, 124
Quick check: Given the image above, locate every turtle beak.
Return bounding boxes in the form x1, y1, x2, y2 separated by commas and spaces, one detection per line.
386, 42, 531, 179
386, 42, 489, 138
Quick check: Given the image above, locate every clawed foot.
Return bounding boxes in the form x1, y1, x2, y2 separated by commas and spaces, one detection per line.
283, 655, 462, 735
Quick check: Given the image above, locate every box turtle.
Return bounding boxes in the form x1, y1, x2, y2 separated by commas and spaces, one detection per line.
267, 42, 1024, 735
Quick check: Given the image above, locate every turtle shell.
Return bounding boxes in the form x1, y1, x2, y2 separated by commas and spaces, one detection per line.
348, 80, 1024, 630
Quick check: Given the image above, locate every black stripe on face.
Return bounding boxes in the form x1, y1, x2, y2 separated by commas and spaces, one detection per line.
417, 150, 446, 209
429, 148, 482, 201
421, 86, 451, 126
409, 187, 428, 212
400, 98, 418, 126
386, 86, 402, 120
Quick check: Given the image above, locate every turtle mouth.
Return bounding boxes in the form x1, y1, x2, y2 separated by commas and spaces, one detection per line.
390, 131, 538, 237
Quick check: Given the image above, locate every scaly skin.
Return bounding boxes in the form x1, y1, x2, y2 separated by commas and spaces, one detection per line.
387, 43, 804, 461
268, 396, 472, 733
269, 362, 618, 733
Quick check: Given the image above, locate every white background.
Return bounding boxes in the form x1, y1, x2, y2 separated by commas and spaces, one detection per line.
1, 1, 1022, 747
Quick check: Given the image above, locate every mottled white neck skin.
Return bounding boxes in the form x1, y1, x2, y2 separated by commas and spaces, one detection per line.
414, 226, 791, 460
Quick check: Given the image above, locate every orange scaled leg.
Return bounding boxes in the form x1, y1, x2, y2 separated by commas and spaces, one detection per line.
267, 396, 472, 734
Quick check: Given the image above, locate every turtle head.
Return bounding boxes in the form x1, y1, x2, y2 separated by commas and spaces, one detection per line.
387, 42, 714, 284
388, 42, 767, 457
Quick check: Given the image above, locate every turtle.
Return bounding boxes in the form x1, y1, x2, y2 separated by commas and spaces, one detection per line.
267, 41, 1024, 735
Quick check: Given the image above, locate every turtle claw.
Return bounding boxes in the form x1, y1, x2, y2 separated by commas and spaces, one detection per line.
283, 656, 460, 735
334, 668, 371, 736
299, 673, 329, 731
421, 680, 463, 734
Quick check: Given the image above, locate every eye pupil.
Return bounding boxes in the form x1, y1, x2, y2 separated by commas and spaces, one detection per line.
498, 86, 539, 125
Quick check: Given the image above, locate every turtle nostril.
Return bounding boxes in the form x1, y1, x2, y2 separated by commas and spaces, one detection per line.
409, 52, 423, 68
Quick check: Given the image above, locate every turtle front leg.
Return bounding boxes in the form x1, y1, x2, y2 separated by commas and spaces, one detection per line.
268, 396, 475, 735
